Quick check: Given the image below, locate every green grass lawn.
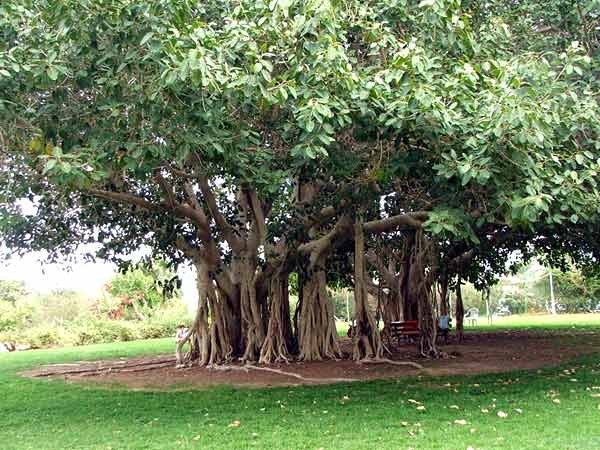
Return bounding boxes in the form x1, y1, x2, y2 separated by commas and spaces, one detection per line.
468, 313, 600, 332
1, 331, 600, 450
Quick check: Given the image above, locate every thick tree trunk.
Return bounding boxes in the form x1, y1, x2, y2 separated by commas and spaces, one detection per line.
409, 230, 439, 358
238, 260, 266, 363
438, 276, 449, 316
455, 280, 465, 343
399, 237, 418, 321
180, 261, 238, 366
298, 267, 340, 361
352, 219, 382, 360
260, 270, 294, 363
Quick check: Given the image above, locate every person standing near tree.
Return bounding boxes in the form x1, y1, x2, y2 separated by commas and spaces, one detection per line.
175, 324, 189, 368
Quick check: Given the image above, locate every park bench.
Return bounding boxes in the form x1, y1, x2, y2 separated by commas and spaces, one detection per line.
387, 319, 452, 346
388, 320, 420, 345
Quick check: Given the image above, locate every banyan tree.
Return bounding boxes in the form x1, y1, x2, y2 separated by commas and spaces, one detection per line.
1, 0, 599, 366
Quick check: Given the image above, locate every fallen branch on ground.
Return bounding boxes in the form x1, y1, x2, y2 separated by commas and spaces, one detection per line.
209, 364, 358, 383
358, 358, 425, 370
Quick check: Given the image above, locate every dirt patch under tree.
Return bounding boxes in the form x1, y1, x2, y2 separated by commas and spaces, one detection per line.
22, 330, 600, 390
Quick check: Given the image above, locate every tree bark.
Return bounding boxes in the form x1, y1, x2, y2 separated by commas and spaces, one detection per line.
408, 230, 439, 358
238, 258, 266, 363
177, 260, 238, 366
259, 270, 294, 363
352, 219, 382, 360
388, 237, 418, 322
438, 275, 449, 316
455, 279, 465, 343
298, 266, 340, 361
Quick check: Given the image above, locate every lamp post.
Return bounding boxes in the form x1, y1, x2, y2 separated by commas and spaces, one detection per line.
549, 270, 556, 315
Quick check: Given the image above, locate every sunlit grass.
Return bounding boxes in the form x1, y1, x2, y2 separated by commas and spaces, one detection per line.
469, 313, 600, 331
1, 329, 600, 449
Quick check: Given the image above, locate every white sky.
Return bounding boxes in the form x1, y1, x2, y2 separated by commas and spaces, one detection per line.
0, 249, 198, 310
0, 199, 198, 308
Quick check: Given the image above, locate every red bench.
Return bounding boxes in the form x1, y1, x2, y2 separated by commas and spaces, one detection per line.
387, 320, 452, 346
388, 320, 419, 345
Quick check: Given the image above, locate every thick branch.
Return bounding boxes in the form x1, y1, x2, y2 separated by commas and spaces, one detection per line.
88, 189, 160, 211
197, 174, 244, 252
298, 215, 352, 267
366, 251, 399, 293
182, 182, 211, 241
153, 171, 177, 209
248, 190, 267, 245
363, 211, 429, 234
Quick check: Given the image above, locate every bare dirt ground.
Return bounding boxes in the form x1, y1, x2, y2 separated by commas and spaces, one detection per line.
22, 330, 600, 389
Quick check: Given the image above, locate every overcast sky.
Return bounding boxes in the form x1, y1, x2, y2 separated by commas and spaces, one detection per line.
0, 249, 197, 309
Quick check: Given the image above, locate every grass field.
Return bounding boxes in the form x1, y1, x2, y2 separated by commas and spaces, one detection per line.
469, 313, 600, 331
336, 313, 600, 335
1, 320, 600, 450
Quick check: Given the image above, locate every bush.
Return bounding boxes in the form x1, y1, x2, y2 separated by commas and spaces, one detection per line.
1, 324, 69, 349
0, 287, 191, 349
71, 320, 141, 346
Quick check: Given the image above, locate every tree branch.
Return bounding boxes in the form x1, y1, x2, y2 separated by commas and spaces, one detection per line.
197, 173, 244, 252
366, 251, 400, 293
299, 215, 352, 267
363, 211, 429, 234
88, 189, 160, 211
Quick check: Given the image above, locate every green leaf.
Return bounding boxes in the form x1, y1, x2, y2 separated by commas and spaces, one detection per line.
44, 159, 57, 173
46, 67, 59, 81
140, 32, 154, 45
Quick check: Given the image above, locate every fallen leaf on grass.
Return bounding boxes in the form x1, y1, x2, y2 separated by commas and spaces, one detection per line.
193, 436, 201, 441
416, 405, 426, 411
481, 409, 489, 413
590, 393, 600, 398
228, 420, 241, 428
553, 398, 561, 404
450, 405, 459, 409
515, 408, 523, 414
454, 419, 468, 425
497, 411, 508, 418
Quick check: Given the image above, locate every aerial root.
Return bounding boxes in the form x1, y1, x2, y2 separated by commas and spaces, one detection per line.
26, 356, 176, 377
209, 364, 358, 383
358, 357, 425, 370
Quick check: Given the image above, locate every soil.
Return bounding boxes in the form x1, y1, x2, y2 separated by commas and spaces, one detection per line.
22, 330, 600, 390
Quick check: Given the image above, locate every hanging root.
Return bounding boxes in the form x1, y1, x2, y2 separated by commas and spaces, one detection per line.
352, 218, 382, 360
298, 269, 341, 361
408, 229, 441, 359
259, 272, 294, 364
